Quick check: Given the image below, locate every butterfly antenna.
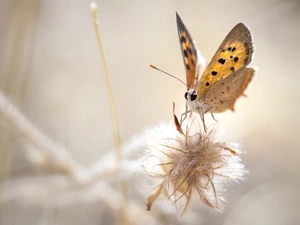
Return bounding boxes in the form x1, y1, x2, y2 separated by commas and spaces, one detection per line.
150, 64, 187, 87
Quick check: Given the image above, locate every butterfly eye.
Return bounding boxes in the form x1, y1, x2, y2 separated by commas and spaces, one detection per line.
191, 91, 197, 101
184, 92, 188, 100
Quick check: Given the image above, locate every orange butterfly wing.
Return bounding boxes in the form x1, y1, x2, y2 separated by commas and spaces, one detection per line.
197, 23, 254, 98
176, 12, 204, 90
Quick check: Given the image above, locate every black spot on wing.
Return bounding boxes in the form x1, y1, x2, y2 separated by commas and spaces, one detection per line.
211, 71, 217, 76
180, 36, 186, 43
218, 58, 226, 64
184, 50, 188, 58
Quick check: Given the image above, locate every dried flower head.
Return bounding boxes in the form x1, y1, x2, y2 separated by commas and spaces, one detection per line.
143, 112, 247, 215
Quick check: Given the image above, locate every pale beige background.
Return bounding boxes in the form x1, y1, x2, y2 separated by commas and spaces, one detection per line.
0, 0, 300, 224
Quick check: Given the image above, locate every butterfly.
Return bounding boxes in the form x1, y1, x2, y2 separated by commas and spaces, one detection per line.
176, 12, 256, 131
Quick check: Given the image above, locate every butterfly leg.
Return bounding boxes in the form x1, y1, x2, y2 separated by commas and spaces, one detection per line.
199, 110, 208, 132
210, 112, 218, 122
180, 103, 189, 123
180, 109, 192, 126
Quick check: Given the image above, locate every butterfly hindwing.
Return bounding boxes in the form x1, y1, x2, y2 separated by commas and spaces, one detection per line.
197, 23, 254, 98
204, 67, 255, 113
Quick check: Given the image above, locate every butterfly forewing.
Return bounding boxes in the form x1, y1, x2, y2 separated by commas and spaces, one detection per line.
176, 12, 201, 90
204, 67, 255, 112
197, 23, 254, 98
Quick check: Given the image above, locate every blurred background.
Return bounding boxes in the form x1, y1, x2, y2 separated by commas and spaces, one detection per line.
0, 0, 300, 224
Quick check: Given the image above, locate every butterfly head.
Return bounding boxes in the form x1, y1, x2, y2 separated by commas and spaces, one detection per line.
184, 89, 197, 102
185, 89, 211, 115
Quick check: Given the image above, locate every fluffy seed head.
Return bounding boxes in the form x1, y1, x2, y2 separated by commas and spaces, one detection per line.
143, 114, 247, 215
